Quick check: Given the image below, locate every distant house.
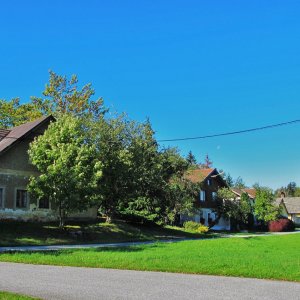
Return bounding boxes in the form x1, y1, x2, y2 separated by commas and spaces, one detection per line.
0, 116, 97, 221
181, 168, 230, 230
276, 195, 300, 225
231, 188, 256, 203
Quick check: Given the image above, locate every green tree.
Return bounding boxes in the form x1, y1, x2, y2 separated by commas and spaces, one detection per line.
31, 70, 107, 119
186, 151, 197, 167
28, 115, 102, 228
254, 187, 279, 224
239, 192, 253, 227
286, 182, 297, 197
0, 98, 43, 128
214, 188, 239, 229
0, 71, 107, 130
234, 176, 246, 189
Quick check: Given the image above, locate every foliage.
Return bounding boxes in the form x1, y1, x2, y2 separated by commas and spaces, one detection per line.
0, 98, 43, 128
0, 291, 39, 300
31, 70, 107, 119
28, 115, 102, 228
215, 188, 239, 221
268, 218, 295, 232
254, 187, 279, 223
1, 71, 198, 226
234, 176, 246, 189
225, 173, 234, 187
275, 182, 299, 197
186, 150, 197, 166
183, 221, 209, 233
0, 71, 107, 129
215, 189, 254, 229
183, 221, 201, 231
238, 192, 253, 226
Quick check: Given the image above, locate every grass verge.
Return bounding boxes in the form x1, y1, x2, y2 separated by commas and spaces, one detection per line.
0, 234, 299, 282
0, 220, 206, 247
0, 291, 39, 300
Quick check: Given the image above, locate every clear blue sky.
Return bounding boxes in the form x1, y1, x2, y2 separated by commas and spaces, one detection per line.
1, 0, 300, 189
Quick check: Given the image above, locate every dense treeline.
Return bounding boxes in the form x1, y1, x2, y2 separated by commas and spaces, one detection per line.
1, 71, 199, 227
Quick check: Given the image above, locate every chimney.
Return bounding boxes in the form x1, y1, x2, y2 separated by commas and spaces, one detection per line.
280, 191, 286, 199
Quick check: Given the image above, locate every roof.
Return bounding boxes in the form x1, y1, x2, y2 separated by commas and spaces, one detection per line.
276, 197, 300, 214
0, 116, 53, 154
184, 168, 216, 183
231, 188, 256, 199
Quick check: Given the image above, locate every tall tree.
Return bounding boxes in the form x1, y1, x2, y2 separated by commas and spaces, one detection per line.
254, 187, 279, 224
203, 154, 213, 168
31, 70, 107, 119
286, 182, 297, 197
28, 115, 102, 228
186, 151, 197, 166
0, 98, 43, 128
234, 176, 246, 189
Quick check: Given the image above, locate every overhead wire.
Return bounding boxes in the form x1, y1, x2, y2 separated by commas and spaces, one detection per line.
157, 119, 300, 142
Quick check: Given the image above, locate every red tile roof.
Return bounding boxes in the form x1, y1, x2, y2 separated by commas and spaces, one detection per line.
184, 168, 215, 183
0, 116, 53, 154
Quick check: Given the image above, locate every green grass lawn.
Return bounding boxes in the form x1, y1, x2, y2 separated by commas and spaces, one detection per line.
0, 291, 39, 300
0, 220, 205, 247
0, 234, 299, 282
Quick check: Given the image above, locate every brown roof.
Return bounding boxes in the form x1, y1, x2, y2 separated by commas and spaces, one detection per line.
243, 188, 256, 199
0, 116, 53, 154
184, 168, 215, 183
231, 188, 256, 199
276, 197, 300, 214
0, 128, 10, 142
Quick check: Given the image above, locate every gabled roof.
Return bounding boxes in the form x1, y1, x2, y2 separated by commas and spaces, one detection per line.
232, 188, 256, 199
0, 116, 54, 155
276, 197, 300, 214
184, 168, 215, 183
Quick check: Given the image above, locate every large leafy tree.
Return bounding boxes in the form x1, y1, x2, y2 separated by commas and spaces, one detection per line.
254, 187, 279, 224
215, 188, 253, 229
0, 71, 107, 129
31, 70, 107, 119
28, 115, 102, 228
0, 98, 43, 128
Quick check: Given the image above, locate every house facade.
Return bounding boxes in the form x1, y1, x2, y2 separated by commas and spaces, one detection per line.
0, 116, 97, 221
276, 195, 300, 225
181, 168, 231, 230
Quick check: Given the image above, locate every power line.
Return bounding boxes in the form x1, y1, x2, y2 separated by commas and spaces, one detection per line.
157, 119, 300, 142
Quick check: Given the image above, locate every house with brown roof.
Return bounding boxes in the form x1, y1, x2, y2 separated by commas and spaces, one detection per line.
276, 195, 300, 225
182, 168, 231, 230
0, 116, 97, 221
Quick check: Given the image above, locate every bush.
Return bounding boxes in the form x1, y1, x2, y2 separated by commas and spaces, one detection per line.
268, 218, 295, 232
183, 221, 209, 233
197, 225, 209, 233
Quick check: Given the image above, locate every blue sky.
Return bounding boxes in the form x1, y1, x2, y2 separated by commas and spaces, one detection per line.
1, 1, 300, 189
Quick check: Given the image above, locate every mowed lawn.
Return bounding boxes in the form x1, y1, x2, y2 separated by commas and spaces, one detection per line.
0, 234, 299, 282
0, 291, 39, 300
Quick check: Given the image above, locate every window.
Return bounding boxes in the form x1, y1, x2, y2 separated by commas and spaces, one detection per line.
0, 188, 3, 208
39, 198, 50, 209
200, 190, 206, 201
207, 179, 211, 186
16, 189, 28, 209
212, 192, 217, 200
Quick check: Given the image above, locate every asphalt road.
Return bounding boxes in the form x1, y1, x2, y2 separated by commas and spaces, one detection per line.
0, 262, 299, 300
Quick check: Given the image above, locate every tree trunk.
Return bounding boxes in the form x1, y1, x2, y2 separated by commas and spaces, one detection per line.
58, 205, 65, 229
